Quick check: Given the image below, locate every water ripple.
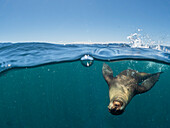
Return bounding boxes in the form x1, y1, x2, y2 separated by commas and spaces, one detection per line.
0, 42, 169, 73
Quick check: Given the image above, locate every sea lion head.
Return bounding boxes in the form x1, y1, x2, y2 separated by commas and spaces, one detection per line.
108, 99, 125, 115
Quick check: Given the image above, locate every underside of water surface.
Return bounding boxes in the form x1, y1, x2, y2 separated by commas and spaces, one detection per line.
0, 42, 169, 73
0, 42, 170, 128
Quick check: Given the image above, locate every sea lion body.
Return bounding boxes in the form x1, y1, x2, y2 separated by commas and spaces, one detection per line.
102, 63, 162, 115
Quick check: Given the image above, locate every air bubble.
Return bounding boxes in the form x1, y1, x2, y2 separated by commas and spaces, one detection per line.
80, 55, 94, 67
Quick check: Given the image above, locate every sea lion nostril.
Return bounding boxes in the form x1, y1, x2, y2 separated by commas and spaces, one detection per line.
115, 104, 119, 107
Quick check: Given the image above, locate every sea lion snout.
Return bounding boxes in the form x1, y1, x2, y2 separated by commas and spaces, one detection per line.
108, 101, 124, 115
108, 101, 122, 110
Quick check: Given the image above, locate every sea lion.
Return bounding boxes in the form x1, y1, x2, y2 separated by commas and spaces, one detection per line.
102, 63, 162, 115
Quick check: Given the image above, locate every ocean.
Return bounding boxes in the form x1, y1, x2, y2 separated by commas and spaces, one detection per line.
0, 42, 170, 128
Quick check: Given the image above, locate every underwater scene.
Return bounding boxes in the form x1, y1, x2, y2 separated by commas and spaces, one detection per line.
0, 42, 169, 128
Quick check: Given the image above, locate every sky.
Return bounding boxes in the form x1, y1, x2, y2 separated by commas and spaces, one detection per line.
0, 0, 170, 44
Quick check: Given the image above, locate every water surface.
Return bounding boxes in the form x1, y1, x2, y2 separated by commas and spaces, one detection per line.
0, 42, 170, 128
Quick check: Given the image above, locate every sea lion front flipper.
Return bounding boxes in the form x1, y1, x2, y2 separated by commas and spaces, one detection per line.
137, 72, 153, 82
102, 63, 114, 85
136, 72, 162, 94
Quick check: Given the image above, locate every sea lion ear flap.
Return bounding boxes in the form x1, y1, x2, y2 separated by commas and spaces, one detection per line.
136, 72, 163, 94
102, 63, 114, 84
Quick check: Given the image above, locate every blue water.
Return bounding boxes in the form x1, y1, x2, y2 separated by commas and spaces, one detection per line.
0, 42, 170, 128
